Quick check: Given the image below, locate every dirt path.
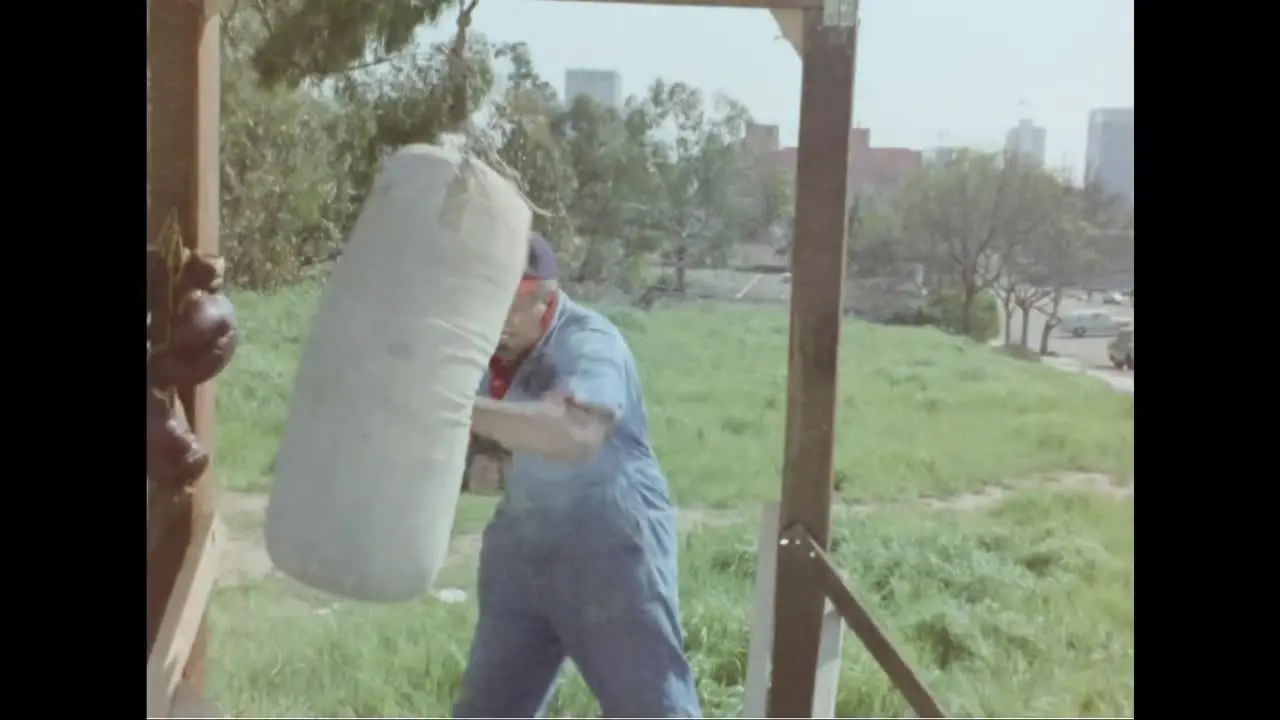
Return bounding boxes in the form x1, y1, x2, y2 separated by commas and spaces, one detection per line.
216, 471, 1132, 587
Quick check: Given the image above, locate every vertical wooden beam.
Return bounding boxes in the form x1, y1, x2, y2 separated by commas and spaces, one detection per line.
148, 0, 221, 690
768, 0, 858, 717
746, 502, 845, 718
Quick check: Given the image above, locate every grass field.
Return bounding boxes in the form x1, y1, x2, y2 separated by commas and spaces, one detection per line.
218, 281, 1133, 513
210, 489, 1133, 717
208, 280, 1134, 717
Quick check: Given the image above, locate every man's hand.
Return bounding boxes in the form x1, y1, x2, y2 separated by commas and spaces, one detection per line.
463, 433, 511, 495
465, 455, 507, 494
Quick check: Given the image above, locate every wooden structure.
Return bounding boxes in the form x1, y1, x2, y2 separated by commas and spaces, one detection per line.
148, 0, 224, 716
146, 0, 947, 714
548, 0, 947, 716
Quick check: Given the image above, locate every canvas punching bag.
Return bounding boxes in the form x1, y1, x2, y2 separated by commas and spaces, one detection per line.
266, 144, 532, 602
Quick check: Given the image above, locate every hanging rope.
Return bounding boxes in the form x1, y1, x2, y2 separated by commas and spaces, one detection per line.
439, 0, 553, 217
446, 0, 480, 127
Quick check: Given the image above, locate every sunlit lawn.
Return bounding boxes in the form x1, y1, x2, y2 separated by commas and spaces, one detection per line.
217, 281, 1133, 522
210, 488, 1133, 717
208, 280, 1134, 717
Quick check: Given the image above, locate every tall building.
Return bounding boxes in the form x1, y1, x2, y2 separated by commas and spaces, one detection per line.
1004, 118, 1046, 167
744, 122, 781, 156
924, 146, 964, 167
564, 69, 622, 110
1085, 107, 1134, 208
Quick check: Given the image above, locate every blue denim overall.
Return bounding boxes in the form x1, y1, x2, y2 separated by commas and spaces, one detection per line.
453, 294, 702, 718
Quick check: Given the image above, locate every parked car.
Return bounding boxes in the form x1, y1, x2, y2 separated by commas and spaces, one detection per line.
1108, 326, 1134, 370
1057, 310, 1128, 338
1102, 291, 1127, 305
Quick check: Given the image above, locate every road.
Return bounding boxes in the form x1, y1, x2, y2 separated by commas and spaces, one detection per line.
1001, 293, 1134, 393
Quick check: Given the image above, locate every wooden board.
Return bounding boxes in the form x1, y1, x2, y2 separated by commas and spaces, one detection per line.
147, 512, 226, 719
771, 9, 804, 54
744, 502, 843, 718
542, 0, 819, 8
148, 0, 222, 690
768, 3, 859, 717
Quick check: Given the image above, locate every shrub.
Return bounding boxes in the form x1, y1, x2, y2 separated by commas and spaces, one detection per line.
925, 290, 1000, 342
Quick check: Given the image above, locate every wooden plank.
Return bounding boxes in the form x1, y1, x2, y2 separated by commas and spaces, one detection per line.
813, 593, 844, 718
746, 502, 844, 718
744, 502, 779, 717
147, 513, 226, 719
147, 0, 222, 690
542, 0, 820, 9
767, 1, 858, 717
800, 530, 947, 719
771, 9, 804, 54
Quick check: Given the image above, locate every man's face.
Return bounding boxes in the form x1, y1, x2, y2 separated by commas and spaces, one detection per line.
496, 283, 552, 358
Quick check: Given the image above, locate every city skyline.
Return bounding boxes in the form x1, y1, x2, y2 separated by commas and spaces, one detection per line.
1085, 107, 1135, 208
563, 68, 623, 110
416, 0, 1131, 184
1005, 118, 1047, 168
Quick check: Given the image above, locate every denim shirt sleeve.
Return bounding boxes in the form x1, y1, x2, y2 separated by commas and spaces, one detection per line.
556, 325, 628, 418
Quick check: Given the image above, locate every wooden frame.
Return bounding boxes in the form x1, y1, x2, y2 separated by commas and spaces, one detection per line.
544, 0, 949, 716
148, 0, 949, 713
744, 502, 843, 718
148, 0, 222, 703
147, 513, 228, 718
543, 0, 819, 8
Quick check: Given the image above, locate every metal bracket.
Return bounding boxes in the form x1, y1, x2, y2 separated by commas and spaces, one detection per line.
822, 0, 857, 27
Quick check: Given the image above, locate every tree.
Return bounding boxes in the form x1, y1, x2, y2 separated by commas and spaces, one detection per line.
1029, 180, 1106, 356
552, 95, 662, 294
736, 155, 795, 253
630, 81, 766, 292
212, 3, 498, 288
250, 0, 464, 88
895, 150, 1022, 335
217, 1, 774, 300
989, 163, 1070, 347
847, 192, 909, 278
463, 42, 582, 287
219, 7, 362, 288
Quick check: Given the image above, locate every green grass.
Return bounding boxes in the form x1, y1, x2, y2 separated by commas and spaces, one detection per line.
209, 280, 1133, 717
217, 280, 1133, 515
209, 488, 1133, 717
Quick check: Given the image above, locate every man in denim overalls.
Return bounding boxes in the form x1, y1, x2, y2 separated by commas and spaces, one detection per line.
454, 233, 701, 718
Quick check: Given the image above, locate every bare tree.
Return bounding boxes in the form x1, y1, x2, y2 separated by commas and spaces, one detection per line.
1030, 181, 1106, 356
991, 164, 1071, 347
897, 150, 1021, 335
993, 257, 1051, 346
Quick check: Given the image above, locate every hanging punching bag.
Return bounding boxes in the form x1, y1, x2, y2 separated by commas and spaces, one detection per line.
265, 144, 531, 602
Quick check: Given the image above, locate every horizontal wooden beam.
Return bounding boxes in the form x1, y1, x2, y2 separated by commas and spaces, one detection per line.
541, 0, 820, 10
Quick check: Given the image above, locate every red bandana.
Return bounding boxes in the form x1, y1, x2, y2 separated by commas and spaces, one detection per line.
488, 292, 559, 399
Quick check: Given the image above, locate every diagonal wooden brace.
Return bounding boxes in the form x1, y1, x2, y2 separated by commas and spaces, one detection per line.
783, 524, 949, 719
147, 511, 227, 718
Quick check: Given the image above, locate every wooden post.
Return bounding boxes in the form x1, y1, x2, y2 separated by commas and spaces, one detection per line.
768, 0, 858, 716
745, 502, 844, 718
148, 0, 222, 690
